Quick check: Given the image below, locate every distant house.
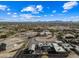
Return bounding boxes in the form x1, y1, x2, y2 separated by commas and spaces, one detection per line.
52, 43, 66, 53
55, 41, 63, 44
61, 43, 73, 52
63, 34, 75, 39
38, 43, 52, 51
40, 30, 52, 36
73, 46, 79, 55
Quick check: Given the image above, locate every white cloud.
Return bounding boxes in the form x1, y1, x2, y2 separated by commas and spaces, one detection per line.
0, 5, 8, 11
21, 6, 35, 12
36, 5, 43, 11
62, 10, 67, 13
52, 10, 56, 13
50, 14, 54, 16
63, 1, 78, 13
12, 15, 18, 18
12, 13, 18, 18
7, 12, 11, 15
62, 16, 79, 21
13, 13, 17, 15
44, 15, 47, 17
70, 16, 79, 19
20, 14, 33, 19
21, 5, 43, 14
20, 14, 41, 20
70, 16, 79, 21
7, 8, 10, 11
7, 12, 17, 16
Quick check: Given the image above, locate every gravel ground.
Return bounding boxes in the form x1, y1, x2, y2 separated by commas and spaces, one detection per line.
67, 51, 79, 58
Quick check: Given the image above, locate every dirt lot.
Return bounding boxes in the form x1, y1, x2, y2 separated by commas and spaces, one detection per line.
67, 51, 79, 58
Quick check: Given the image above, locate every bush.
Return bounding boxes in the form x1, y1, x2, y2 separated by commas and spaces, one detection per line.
0, 34, 7, 38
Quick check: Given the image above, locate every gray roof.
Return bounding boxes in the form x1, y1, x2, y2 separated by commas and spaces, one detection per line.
62, 43, 73, 49
52, 43, 66, 52
63, 34, 75, 38
75, 46, 79, 52
29, 44, 36, 50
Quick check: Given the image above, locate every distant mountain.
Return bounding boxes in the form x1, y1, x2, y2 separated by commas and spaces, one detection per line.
0, 20, 79, 25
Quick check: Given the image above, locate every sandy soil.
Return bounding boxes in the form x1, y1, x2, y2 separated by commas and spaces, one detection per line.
67, 51, 79, 58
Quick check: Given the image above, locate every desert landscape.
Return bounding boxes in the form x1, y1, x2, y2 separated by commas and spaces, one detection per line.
0, 22, 79, 58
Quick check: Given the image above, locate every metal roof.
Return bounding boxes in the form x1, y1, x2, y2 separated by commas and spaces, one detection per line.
75, 46, 79, 52
62, 43, 73, 49
29, 44, 36, 51
55, 41, 63, 43
52, 43, 66, 52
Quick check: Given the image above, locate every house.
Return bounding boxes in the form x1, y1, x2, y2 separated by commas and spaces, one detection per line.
48, 43, 68, 58
74, 46, 79, 55
61, 43, 73, 52
29, 44, 36, 51
63, 34, 75, 39
38, 43, 52, 51
52, 43, 66, 53
40, 30, 52, 36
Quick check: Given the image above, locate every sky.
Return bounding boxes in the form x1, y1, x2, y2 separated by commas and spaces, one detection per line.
0, 1, 79, 22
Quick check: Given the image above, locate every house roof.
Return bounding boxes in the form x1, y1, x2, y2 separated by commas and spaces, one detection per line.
53, 43, 66, 52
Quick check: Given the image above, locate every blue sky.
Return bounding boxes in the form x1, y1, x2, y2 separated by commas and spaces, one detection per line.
0, 1, 79, 22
